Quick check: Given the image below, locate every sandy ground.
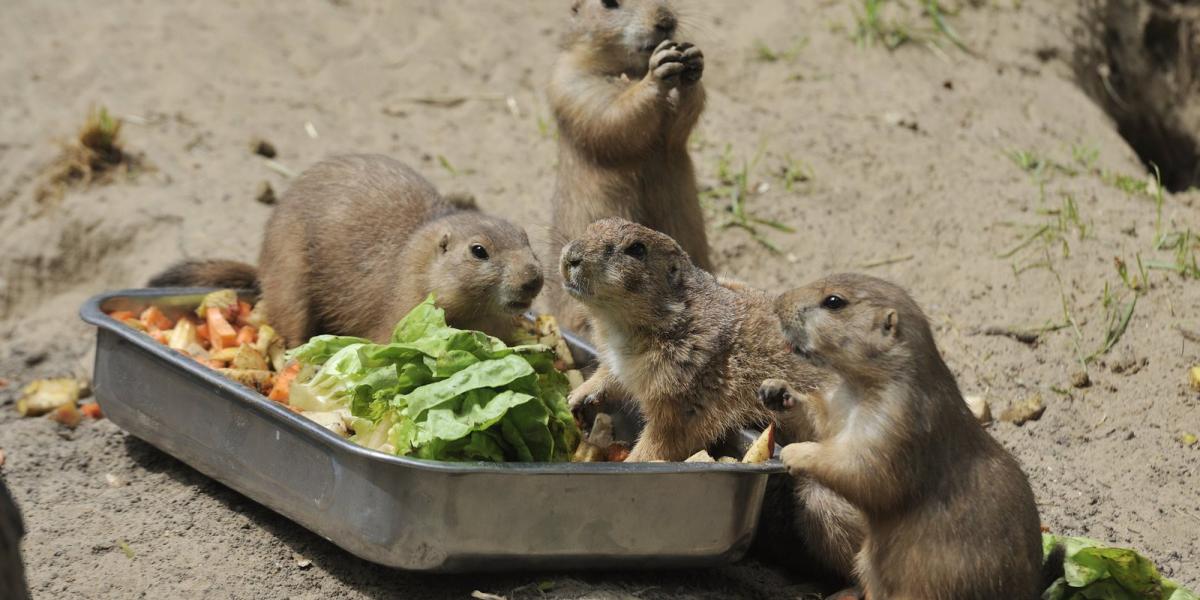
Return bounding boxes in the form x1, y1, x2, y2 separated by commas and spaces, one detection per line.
1, 1, 1198, 598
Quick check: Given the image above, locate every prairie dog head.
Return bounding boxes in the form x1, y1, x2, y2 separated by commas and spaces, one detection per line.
559, 218, 691, 327
427, 213, 544, 321
774, 273, 936, 388
564, 0, 679, 74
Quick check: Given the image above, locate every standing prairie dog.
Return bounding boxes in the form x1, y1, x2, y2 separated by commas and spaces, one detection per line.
546, 0, 712, 336
560, 219, 865, 577
762, 273, 1043, 600
149, 154, 544, 346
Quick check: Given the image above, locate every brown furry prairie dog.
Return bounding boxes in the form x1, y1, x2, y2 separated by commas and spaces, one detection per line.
560, 218, 865, 577
149, 154, 544, 346
762, 273, 1043, 600
546, 0, 711, 336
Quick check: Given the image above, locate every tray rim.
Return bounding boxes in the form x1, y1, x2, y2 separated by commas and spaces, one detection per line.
81, 287, 785, 476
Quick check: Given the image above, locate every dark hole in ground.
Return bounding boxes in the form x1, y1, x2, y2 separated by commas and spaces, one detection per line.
1072, 0, 1200, 191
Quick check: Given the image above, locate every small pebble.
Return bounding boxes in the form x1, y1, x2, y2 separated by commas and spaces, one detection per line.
1071, 371, 1091, 389
255, 181, 276, 205
251, 138, 277, 158
292, 552, 312, 569
1000, 393, 1045, 425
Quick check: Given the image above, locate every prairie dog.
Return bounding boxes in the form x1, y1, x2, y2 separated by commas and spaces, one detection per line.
763, 273, 1042, 600
149, 154, 544, 346
0, 478, 30, 600
546, 0, 711, 336
559, 218, 865, 577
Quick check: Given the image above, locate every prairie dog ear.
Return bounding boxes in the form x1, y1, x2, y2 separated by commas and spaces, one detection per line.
438, 232, 451, 253
882, 309, 899, 338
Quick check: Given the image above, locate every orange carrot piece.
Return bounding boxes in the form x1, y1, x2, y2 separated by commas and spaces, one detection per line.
235, 325, 257, 346
150, 329, 170, 345
139, 306, 173, 330
108, 310, 136, 322
268, 363, 301, 403
80, 402, 103, 419
205, 359, 227, 369
206, 307, 238, 351
235, 300, 254, 326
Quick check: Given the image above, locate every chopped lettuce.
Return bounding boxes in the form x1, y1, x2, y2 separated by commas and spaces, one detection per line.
287, 294, 580, 462
1043, 534, 1197, 600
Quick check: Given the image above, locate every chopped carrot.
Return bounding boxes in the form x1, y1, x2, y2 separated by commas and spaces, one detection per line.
268, 363, 301, 403
235, 325, 257, 346
109, 310, 136, 322
139, 306, 174, 330
205, 359, 227, 369
80, 402, 103, 419
196, 322, 210, 340
150, 329, 170, 345
205, 307, 238, 351
235, 300, 254, 326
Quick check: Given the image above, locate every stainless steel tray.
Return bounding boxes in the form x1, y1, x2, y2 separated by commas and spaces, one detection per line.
80, 288, 783, 572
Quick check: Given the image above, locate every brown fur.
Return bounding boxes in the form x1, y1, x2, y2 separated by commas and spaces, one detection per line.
560, 218, 864, 578
766, 273, 1043, 600
150, 155, 544, 347
0, 478, 30, 600
546, 0, 711, 337
147, 260, 259, 293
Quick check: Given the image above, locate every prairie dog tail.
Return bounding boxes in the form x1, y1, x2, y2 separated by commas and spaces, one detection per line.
147, 259, 259, 292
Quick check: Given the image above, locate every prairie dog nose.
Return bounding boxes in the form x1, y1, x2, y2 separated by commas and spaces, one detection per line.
561, 241, 584, 270
655, 12, 677, 34
518, 266, 544, 296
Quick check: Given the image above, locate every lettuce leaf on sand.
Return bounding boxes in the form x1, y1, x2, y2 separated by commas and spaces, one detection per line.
286, 294, 580, 462
1042, 534, 1197, 600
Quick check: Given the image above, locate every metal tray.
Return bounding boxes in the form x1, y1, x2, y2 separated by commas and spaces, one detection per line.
80, 288, 783, 572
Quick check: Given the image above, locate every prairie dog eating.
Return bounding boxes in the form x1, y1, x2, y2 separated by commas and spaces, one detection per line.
150, 154, 544, 346
546, 0, 712, 336
560, 219, 866, 577
763, 273, 1043, 600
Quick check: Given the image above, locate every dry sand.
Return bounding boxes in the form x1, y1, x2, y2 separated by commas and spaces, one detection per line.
1, 1, 1198, 598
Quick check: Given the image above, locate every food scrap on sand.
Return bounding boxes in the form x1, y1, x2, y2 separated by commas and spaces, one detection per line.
1041, 533, 1197, 600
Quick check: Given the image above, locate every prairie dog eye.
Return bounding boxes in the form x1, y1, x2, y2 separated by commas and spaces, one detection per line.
601, 0, 620, 8
624, 241, 646, 259
821, 295, 847, 310
470, 244, 489, 260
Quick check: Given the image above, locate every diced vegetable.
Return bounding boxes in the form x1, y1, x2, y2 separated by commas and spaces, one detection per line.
231, 344, 268, 371
18, 379, 83, 417
167, 317, 199, 351
255, 325, 286, 372
80, 402, 103, 419
741, 424, 775, 463
217, 368, 273, 393
268, 363, 301, 403
205, 307, 238, 351
685, 450, 716, 463
606, 443, 630, 462
195, 289, 238, 320
108, 310, 136, 322
235, 325, 257, 346
235, 300, 254, 326
49, 403, 82, 428
139, 306, 173, 330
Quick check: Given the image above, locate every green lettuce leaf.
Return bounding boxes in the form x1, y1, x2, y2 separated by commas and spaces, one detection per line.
1043, 534, 1197, 600
289, 293, 580, 462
